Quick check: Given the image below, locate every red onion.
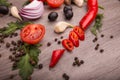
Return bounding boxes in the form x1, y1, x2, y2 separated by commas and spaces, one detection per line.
19, 0, 44, 20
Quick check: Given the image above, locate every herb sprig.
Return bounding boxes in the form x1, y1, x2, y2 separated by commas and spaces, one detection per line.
0, 21, 32, 35
0, 0, 11, 7
91, 13, 104, 36
16, 44, 41, 80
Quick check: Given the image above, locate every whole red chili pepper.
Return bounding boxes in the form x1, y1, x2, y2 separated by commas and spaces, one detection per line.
79, 0, 98, 30
69, 31, 79, 47
73, 26, 85, 41
62, 39, 74, 51
49, 49, 65, 68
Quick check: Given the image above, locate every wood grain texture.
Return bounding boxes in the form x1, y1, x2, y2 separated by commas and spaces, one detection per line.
0, 0, 120, 80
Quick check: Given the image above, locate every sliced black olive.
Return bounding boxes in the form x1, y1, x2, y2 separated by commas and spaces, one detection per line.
65, 10, 73, 20
63, 5, 72, 13
48, 12, 58, 21
0, 5, 9, 15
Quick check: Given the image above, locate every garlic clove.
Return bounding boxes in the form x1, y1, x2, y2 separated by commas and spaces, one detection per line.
73, 0, 84, 7
54, 21, 74, 33
10, 6, 22, 20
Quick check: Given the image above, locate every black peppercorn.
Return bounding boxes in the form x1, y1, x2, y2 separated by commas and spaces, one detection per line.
12, 51, 16, 55
6, 42, 10, 48
80, 60, 84, 64
93, 37, 98, 43
62, 73, 70, 80
11, 41, 17, 46
9, 48, 13, 51
0, 54, 1, 58
13, 33, 18, 37
58, 41, 61, 44
101, 34, 104, 38
9, 75, 14, 79
110, 35, 113, 39
60, 36, 63, 39
100, 49, 104, 53
38, 64, 43, 69
74, 57, 78, 61
54, 38, 57, 42
47, 42, 51, 47
72, 62, 76, 66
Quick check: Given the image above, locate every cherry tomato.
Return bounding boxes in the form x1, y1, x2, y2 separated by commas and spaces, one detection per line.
46, 0, 64, 8
73, 26, 85, 41
62, 39, 74, 51
69, 31, 79, 47
20, 24, 45, 44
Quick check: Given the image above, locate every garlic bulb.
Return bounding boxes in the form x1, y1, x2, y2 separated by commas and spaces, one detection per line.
10, 6, 22, 20
54, 21, 74, 33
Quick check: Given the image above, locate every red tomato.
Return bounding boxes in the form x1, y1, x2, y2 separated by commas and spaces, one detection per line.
46, 0, 64, 8
20, 24, 45, 44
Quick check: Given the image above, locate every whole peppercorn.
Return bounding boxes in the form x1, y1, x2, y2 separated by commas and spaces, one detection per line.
6, 42, 10, 48
38, 64, 43, 69
0, 54, 1, 58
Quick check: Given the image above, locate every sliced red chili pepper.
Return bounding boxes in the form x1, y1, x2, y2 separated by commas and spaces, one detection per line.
49, 49, 65, 68
69, 31, 79, 47
62, 39, 74, 51
73, 26, 85, 41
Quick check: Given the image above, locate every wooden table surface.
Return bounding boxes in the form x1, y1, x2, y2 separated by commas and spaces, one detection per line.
0, 0, 120, 80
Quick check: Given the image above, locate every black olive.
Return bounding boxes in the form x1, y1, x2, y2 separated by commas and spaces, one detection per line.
65, 10, 73, 20
63, 5, 72, 13
48, 12, 58, 21
0, 5, 9, 15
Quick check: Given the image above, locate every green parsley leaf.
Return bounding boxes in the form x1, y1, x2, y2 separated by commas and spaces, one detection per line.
0, 21, 32, 35
14, 43, 41, 80
0, 0, 10, 7
91, 13, 104, 36
18, 53, 33, 80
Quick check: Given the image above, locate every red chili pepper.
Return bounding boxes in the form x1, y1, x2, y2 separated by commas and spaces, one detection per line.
69, 31, 79, 47
62, 39, 74, 51
49, 49, 65, 68
79, 0, 98, 30
73, 26, 85, 41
